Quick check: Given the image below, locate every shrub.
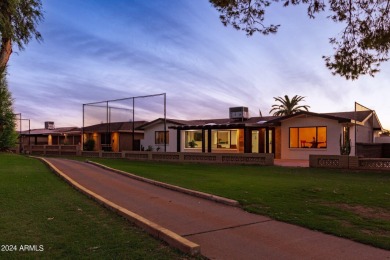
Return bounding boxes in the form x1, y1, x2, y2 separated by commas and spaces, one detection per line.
84, 139, 95, 151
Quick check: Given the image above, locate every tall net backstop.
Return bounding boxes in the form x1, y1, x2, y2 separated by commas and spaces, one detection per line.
14, 113, 31, 152
82, 93, 166, 152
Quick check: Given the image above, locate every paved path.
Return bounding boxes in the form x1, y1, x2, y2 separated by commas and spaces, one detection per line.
44, 158, 390, 260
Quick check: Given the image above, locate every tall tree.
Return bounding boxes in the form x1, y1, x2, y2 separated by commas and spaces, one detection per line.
0, 0, 43, 70
269, 95, 310, 116
0, 67, 18, 151
0, 0, 43, 151
210, 0, 390, 80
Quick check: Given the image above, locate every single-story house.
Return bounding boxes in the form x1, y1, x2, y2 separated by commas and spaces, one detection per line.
170, 116, 280, 156
138, 107, 281, 157
82, 121, 146, 152
266, 110, 382, 159
137, 118, 189, 152
21, 127, 82, 145
19, 122, 81, 149
138, 106, 384, 160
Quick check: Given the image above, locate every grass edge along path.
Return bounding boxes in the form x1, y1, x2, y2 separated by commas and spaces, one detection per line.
39, 156, 201, 256
87, 158, 390, 251
0, 153, 197, 259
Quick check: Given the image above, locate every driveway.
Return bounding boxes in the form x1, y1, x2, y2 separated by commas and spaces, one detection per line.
43, 158, 389, 260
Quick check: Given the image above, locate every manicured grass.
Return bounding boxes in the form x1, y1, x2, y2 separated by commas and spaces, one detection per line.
88, 158, 390, 250
0, 154, 192, 259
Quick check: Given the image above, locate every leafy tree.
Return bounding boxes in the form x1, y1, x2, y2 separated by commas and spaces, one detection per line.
83, 139, 95, 151
0, 67, 18, 151
269, 95, 310, 116
0, 0, 43, 151
0, 0, 43, 69
210, 0, 390, 80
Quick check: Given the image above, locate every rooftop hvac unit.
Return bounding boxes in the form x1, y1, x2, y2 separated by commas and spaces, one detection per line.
229, 107, 249, 120
45, 121, 55, 130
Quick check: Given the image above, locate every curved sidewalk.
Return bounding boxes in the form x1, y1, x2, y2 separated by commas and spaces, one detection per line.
43, 158, 390, 260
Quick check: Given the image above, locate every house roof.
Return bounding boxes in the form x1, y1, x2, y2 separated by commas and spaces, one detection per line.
169, 116, 280, 130
265, 110, 382, 130
181, 116, 278, 126
164, 110, 383, 131
22, 108, 382, 136
20, 127, 81, 136
137, 118, 190, 130
323, 111, 372, 122
265, 111, 352, 124
324, 111, 382, 130
83, 121, 147, 133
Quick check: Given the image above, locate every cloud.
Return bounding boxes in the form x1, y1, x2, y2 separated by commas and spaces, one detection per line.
7, 0, 390, 129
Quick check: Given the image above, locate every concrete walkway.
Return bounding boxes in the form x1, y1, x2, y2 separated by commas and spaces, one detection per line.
43, 158, 389, 260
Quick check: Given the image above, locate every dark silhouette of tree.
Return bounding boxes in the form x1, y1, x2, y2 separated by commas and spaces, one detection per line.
0, 0, 43, 70
0, 0, 43, 151
269, 95, 310, 116
210, 0, 390, 80
0, 67, 18, 151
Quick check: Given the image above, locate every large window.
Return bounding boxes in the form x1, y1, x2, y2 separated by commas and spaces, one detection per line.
185, 130, 202, 148
289, 127, 327, 148
155, 131, 169, 145
212, 130, 238, 149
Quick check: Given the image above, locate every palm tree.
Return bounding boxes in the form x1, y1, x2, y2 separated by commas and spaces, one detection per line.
269, 95, 310, 116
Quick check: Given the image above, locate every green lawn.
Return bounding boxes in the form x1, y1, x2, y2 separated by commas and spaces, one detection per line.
0, 153, 192, 259
88, 158, 390, 250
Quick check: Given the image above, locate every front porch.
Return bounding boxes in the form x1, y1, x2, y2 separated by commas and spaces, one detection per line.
172, 123, 281, 158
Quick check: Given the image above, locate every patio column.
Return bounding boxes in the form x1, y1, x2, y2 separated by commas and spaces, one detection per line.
207, 129, 212, 153
265, 127, 270, 153
176, 130, 181, 152
244, 128, 252, 153
201, 129, 205, 153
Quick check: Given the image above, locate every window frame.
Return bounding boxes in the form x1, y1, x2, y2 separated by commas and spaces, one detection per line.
184, 130, 203, 148
212, 129, 238, 149
289, 126, 327, 149
155, 131, 169, 145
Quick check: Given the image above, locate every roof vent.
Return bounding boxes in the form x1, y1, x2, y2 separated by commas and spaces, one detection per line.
229, 107, 249, 120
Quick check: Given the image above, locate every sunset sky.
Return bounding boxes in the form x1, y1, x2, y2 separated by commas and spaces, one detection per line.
8, 0, 390, 130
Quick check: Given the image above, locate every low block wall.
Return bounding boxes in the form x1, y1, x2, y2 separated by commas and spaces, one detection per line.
121, 152, 274, 165
359, 158, 390, 170
81, 151, 100, 157
29, 145, 81, 156
310, 155, 389, 171
28, 147, 274, 166
309, 155, 357, 169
